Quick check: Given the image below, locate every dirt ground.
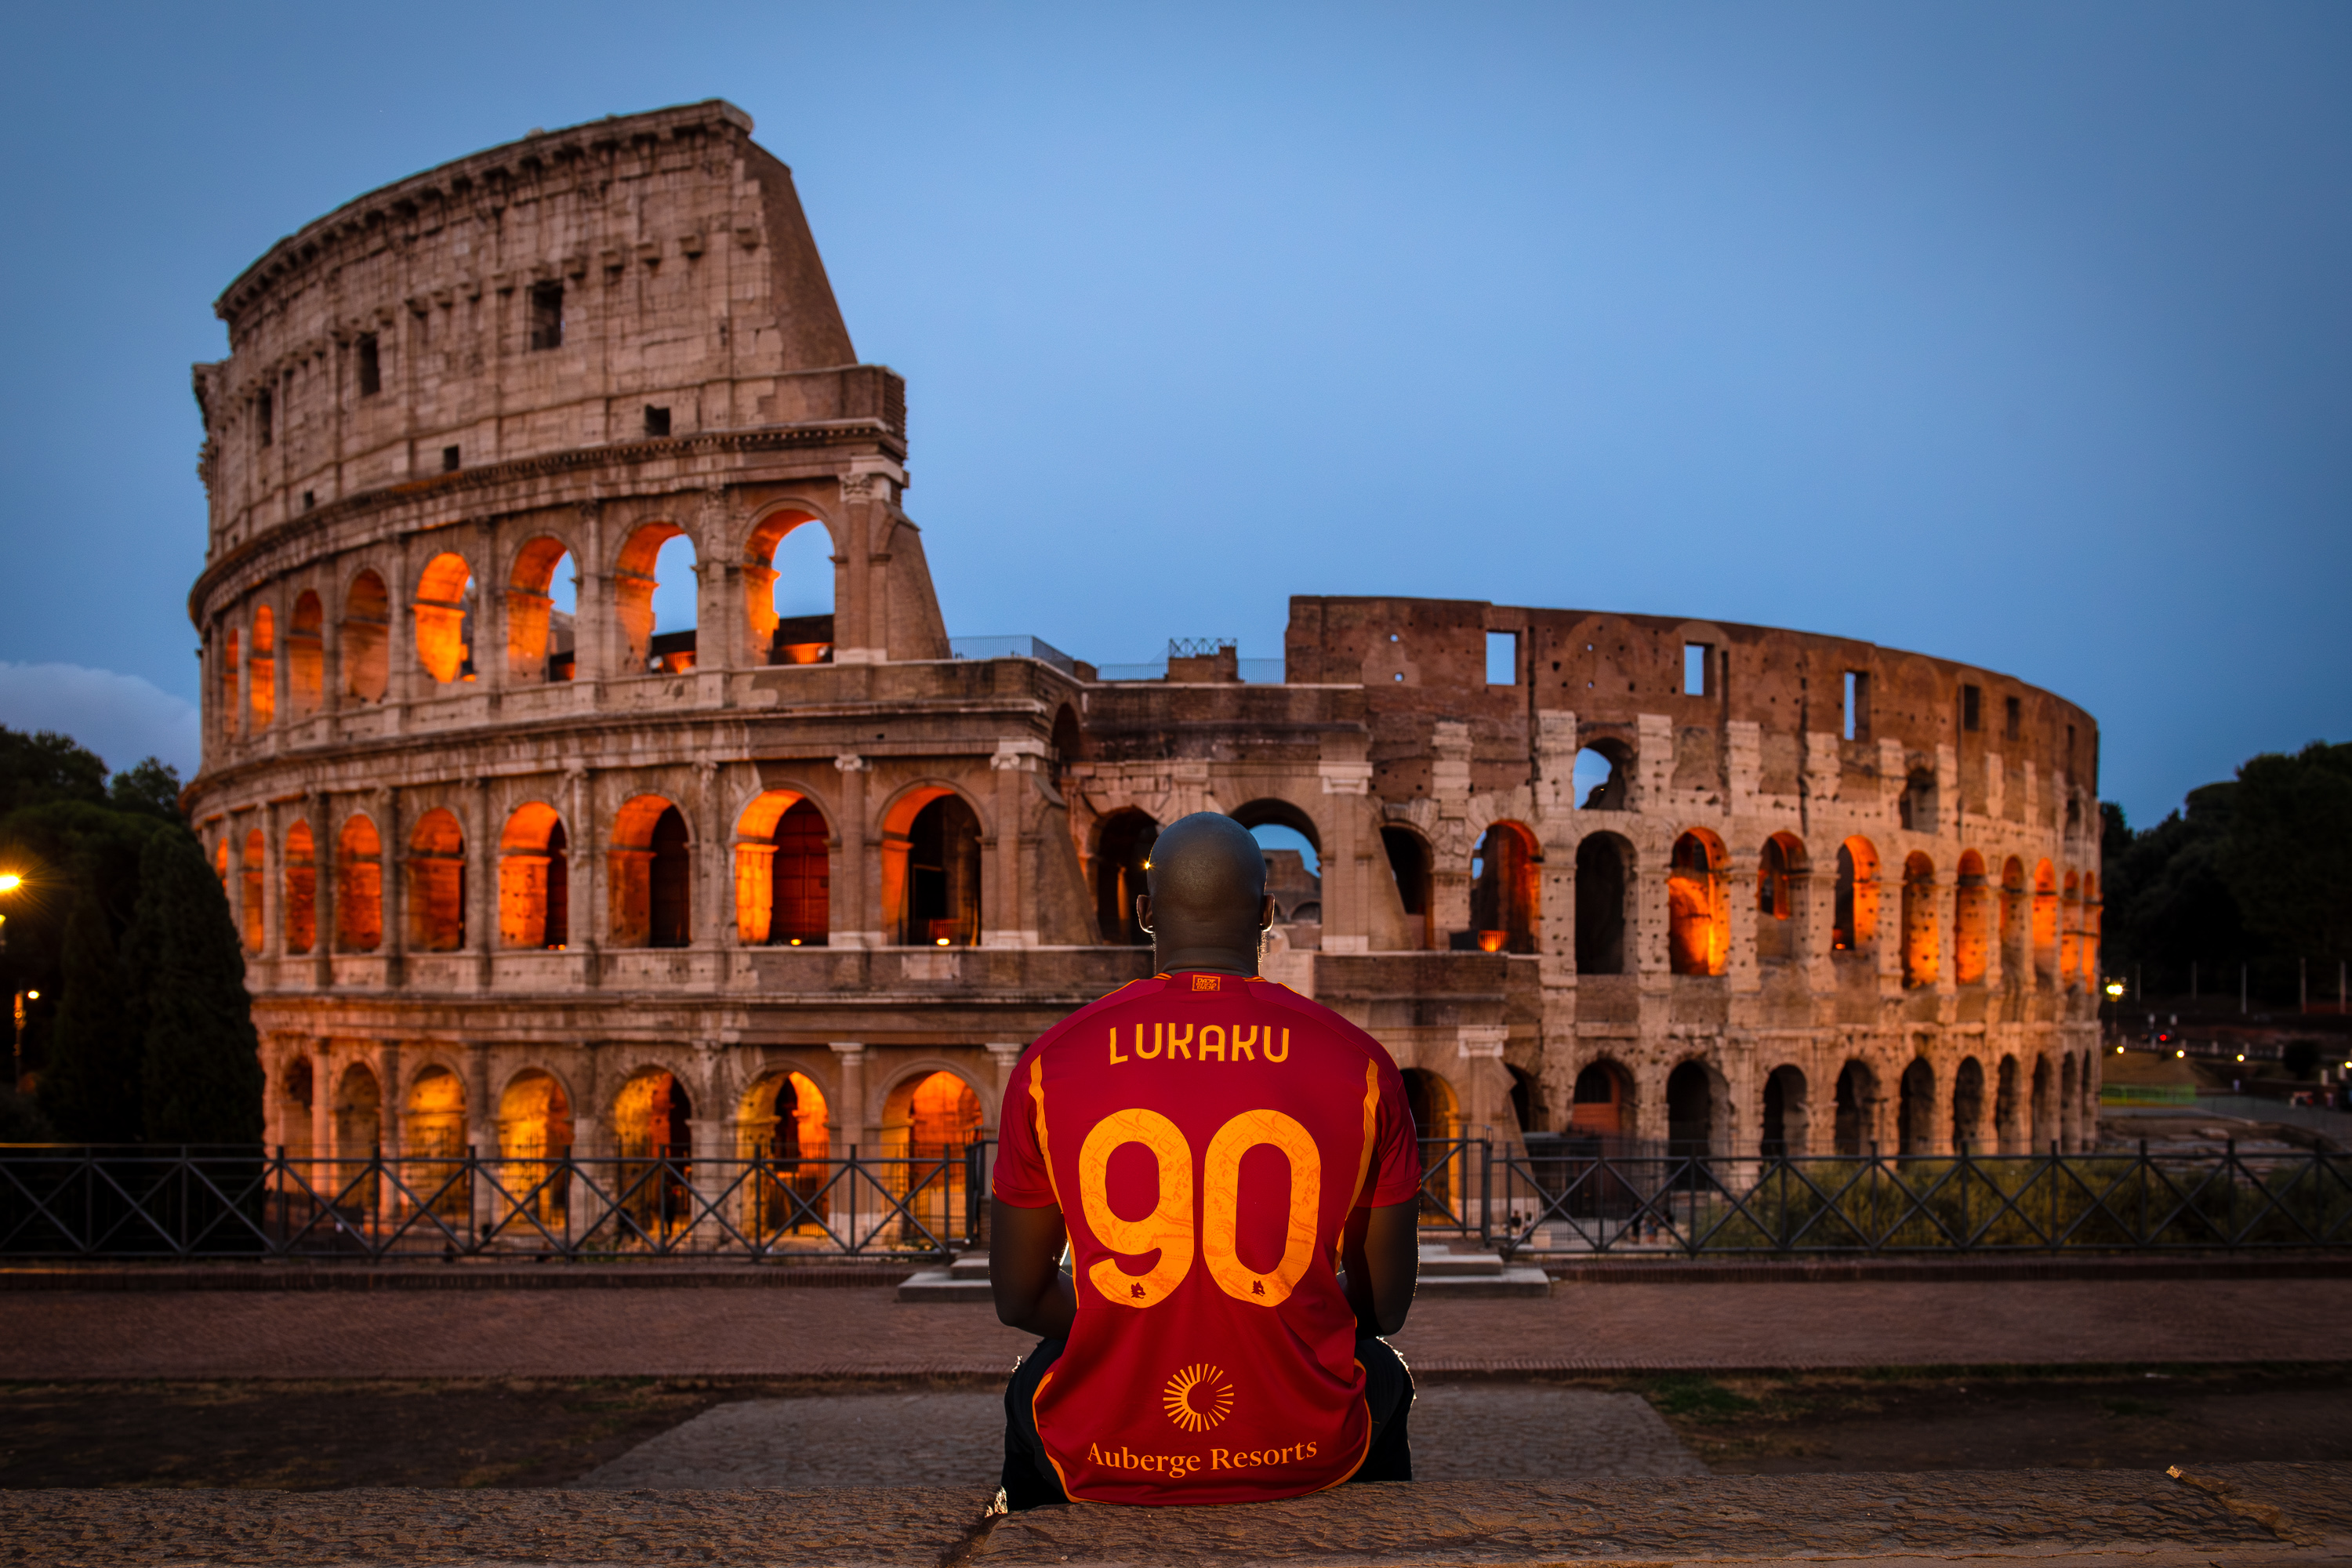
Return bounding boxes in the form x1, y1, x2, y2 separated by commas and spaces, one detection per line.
6, 1363, 2347, 1490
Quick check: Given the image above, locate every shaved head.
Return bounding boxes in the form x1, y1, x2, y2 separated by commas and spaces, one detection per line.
1138, 812, 1274, 975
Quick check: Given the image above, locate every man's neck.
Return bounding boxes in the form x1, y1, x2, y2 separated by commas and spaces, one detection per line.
1155, 943, 1259, 978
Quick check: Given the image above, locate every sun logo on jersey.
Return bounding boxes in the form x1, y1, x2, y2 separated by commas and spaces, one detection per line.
1162, 1363, 1235, 1432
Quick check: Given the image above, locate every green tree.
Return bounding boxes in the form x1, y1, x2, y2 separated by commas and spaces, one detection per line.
107, 758, 185, 822
2224, 741, 2352, 963
2100, 782, 2256, 987
0, 728, 107, 816
38, 880, 143, 1141
130, 830, 262, 1145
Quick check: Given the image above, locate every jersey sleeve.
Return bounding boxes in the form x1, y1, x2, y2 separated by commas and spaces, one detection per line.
989, 1046, 1058, 1209
1362, 1058, 1423, 1208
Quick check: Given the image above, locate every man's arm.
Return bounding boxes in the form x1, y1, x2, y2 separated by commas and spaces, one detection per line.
1338, 1198, 1418, 1337
991, 1196, 1076, 1338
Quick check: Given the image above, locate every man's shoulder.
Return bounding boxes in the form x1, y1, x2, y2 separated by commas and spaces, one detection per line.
1246, 979, 1399, 1072
1027, 976, 1164, 1060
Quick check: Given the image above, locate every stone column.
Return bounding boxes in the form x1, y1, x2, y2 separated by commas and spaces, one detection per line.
834, 754, 873, 946
830, 1042, 869, 1246
472, 775, 495, 990
984, 1044, 1025, 1130
1319, 754, 1373, 955
310, 789, 336, 989
381, 786, 405, 988
310, 1037, 336, 1200
376, 1042, 403, 1231
1456, 1025, 1509, 1139
569, 765, 600, 987
466, 1042, 496, 1243
695, 760, 723, 962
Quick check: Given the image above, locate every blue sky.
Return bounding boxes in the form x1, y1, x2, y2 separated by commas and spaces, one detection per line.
1, 2, 2345, 827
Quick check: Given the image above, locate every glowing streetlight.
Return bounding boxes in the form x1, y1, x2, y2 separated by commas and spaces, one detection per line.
2104, 981, 2125, 998
0, 873, 20, 894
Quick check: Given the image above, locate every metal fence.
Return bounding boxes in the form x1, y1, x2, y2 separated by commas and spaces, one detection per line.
9, 1137, 2347, 1261
0, 1144, 992, 1261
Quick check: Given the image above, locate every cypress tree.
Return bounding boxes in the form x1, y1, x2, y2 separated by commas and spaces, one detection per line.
38, 879, 143, 1142
133, 830, 263, 1145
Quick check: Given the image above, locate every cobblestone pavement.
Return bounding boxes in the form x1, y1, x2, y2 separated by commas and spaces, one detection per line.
4, 1462, 2347, 1565
571, 1388, 1703, 1490
6, 1276, 2345, 1380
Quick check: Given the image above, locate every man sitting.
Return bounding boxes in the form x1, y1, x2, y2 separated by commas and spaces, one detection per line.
990, 812, 1421, 1507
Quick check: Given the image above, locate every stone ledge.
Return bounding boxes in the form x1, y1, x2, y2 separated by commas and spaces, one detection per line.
0, 1262, 921, 1292
2, 1463, 2344, 1566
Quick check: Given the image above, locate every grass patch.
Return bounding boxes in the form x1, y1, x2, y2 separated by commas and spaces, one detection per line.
1646, 1374, 1759, 1421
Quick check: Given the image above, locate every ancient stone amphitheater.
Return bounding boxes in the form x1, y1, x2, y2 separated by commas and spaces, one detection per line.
185, 101, 2103, 1206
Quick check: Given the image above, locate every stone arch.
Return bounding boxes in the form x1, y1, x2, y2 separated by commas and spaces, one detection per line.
283, 819, 316, 956
1834, 837, 1881, 956
2060, 869, 2083, 991
217, 624, 240, 742
1506, 1064, 1541, 1134
2030, 1053, 2055, 1149
495, 1066, 574, 1227
1050, 705, 1083, 774
1567, 1058, 1635, 1141
1228, 797, 1324, 860
1993, 1054, 2024, 1152
241, 827, 266, 954
739, 1066, 833, 1232
498, 801, 568, 949
743, 508, 839, 666
880, 1064, 985, 1160
2079, 872, 2101, 987
1471, 819, 1541, 954
610, 1064, 695, 1236
405, 1063, 469, 1221
1666, 1058, 1722, 1159
1896, 1055, 1936, 1155
287, 590, 325, 718
343, 568, 390, 702
335, 814, 383, 951
1755, 831, 1809, 965
1400, 1066, 1461, 1218
881, 782, 985, 947
406, 808, 466, 951
1573, 738, 1633, 811
1573, 831, 1632, 975
1668, 829, 1728, 976
276, 1049, 315, 1156
2060, 1052, 2079, 1149
249, 604, 277, 731
1094, 808, 1160, 947
1999, 856, 2027, 980
1762, 1064, 1809, 1156
615, 521, 693, 673
332, 1059, 383, 1160
1379, 824, 1434, 951
1832, 1058, 1878, 1156
610, 794, 691, 949
1954, 850, 1990, 985
735, 788, 833, 946
1952, 1055, 1987, 1152
412, 550, 477, 686
1901, 851, 1939, 989
2032, 859, 2059, 986
506, 534, 579, 683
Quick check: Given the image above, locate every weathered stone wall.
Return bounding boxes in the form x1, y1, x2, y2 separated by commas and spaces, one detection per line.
183, 101, 2101, 1198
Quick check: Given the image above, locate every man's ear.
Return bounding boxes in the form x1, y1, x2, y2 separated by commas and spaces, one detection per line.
1135, 893, 1153, 931
1261, 894, 1278, 931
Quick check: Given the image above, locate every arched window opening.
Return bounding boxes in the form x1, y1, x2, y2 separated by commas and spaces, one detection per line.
615, 524, 697, 674
2060, 1054, 2078, 1147
1236, 806, 1322, 941
1952, 1057, 1986, 1152
1051, 706, 1083, 778
1507, 1065, 1540, 1134
1470, 821, 1540, 955
406, 1066, 469, 1221
215, 836, 230, 898
1379, 826, 1432, 950
1399, 1068, 1461, 1219
218, 627, 241, 742
1755, 833, 1807, 965
900, 793, 982, 946
1994, 1056, 2022, 1152
413, 552, 477, 686
343, 570, 390, 702
608, 796, 686, 949
1999, 857, 2027, 981
506, 535, 579, 683
2059, 870, 2082, 991
287, 592, 325, 718
1568, 1061, 1628, 1138
1667, 830, 1727, 976
746, 514, 837, 666
1832, 1061, 1875, 1156
249, 606, 276, 731
499, 803, 568, 949
2031, 860, 2058, 986
278, 1055, 315, 1157
612, 1069, 693, 1238
2031, 1055, 2053, 1149
1898, 768, 1938, 833
1573, 833, 1630, 975
1832, 837, 1880, 956
498, 1069, 574, 1227
1953, 850, 1990, 985
1666, 1061, 1715, 1161
1896, 1057, 1936, 1156
1900, 852, 1938, 989
334, 1061, 382, 1164
898, 1070, 983, 1161
741, 1070, 830, 1231
651, 807, 691, 947
732, 791, 829, 947
284, 821, 315, 956
335, 815, 382, 951
2079, 873, 2101, 988
407, 808, 466, 951
1762, 1065, 1808, 1157
241, 828, 266, 954
1573, 743, 1630, 811
1095, 810, 1160, 946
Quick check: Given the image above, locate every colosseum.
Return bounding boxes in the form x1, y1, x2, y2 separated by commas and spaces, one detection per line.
184, 100, 2104, 1243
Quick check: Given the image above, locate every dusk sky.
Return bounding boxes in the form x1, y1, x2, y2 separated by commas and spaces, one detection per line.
1, 3, 2345, 827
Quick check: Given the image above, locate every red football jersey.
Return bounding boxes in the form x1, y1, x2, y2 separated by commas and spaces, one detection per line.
993, 971, 1421, 1505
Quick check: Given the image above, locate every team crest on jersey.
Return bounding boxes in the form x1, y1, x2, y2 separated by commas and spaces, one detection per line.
1162, 1363, 1236, 1432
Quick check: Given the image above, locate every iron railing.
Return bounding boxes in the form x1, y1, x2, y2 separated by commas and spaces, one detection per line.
0, 1145, 985, 1261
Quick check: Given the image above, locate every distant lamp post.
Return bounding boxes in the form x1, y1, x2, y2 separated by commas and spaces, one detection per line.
0, 869, 20, 954
2101, 978, 2125, 1044
10, 987, 33, 1094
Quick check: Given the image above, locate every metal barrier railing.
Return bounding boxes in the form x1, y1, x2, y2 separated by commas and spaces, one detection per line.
0, 1145, 980, 1261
